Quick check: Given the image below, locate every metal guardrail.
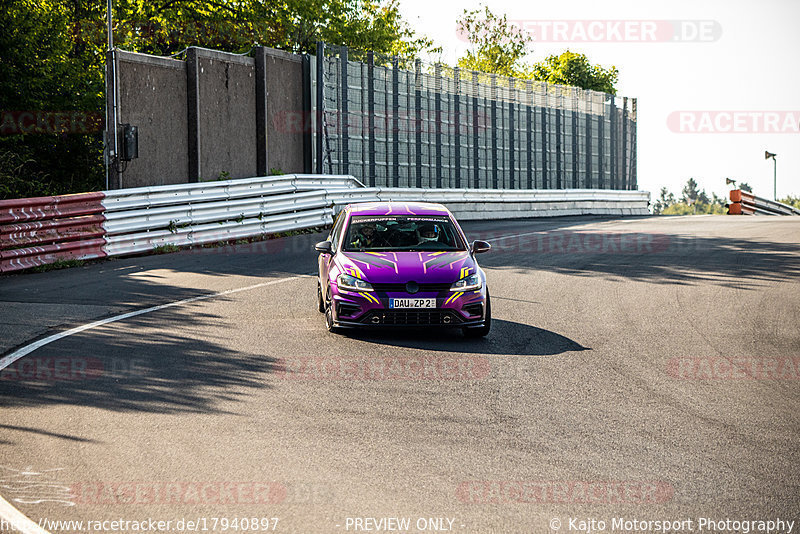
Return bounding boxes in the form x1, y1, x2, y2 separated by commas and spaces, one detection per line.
728, 190, 800, 216
0, 193, 107, 272
1, 174, 650, 273
328, 188, 650, 220
102, 175, 361, 256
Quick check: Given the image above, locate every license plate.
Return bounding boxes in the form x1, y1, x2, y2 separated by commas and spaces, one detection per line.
389, 298, 436, 309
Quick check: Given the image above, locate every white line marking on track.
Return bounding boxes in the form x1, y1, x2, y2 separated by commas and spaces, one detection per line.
0, 275, 305, 371
0, 274, 307, 534
0, 494, 49, 534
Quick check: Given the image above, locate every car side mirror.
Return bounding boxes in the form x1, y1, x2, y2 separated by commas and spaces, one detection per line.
315, 240, 333, 254
471, 240, 491, 254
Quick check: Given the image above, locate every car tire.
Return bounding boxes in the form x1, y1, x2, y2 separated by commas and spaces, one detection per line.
324, 287, 340, 333
463, 293, 491, 338
317, 282, 325, 313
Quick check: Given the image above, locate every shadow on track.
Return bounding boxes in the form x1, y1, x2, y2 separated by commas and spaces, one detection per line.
0, 307, 283, 415
472, 226, 800, 289
342, 319, 589, 356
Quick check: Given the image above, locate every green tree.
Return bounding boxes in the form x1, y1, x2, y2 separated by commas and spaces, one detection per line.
0, 0, 105, 198
738, 182, 753, 193
528, 50, 618, 95
652, 187, 676, 215
778, 196, 800, 210
662, 203, 695, 216
656, 179, 727, 215
110, 0, 437, 59
1, 0, 437, 199
455, 5, 618, 94
456, 5, 531, 77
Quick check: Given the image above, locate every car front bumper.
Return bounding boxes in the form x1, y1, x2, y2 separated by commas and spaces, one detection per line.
331, 287, 487, 328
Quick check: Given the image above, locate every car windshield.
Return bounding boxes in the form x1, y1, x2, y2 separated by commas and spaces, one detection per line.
343, 215, 466, 252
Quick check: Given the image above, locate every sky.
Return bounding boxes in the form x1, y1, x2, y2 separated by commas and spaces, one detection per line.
397, 0, 800, 201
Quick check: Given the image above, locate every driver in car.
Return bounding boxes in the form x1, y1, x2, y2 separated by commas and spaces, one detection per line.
351, 223, 385, 249
417, 223, 440, 245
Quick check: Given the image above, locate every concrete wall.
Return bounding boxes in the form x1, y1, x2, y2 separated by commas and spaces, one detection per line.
196, 49, 257, 182
264, 48, 306, 175
112, 46, 307, 189
115, 51, 188, 188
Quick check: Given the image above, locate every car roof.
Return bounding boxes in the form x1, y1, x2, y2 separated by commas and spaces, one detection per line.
346, 202, 453, 217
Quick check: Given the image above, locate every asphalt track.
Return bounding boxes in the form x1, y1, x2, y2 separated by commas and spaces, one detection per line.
1, 215, 799, 534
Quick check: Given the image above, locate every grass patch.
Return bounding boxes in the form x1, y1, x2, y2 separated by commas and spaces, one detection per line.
152, 244, 180, 254
31, 258, 85, 273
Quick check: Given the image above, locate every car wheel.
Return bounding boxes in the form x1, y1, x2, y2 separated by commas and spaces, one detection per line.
463, 293, 491, 338
324, 287, 340, 333
317, 282, 325, 313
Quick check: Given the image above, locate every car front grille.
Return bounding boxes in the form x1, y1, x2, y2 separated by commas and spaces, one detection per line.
360, 310, 463, 326
371, 282, 452, 293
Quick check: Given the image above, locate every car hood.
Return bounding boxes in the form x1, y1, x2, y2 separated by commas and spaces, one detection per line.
338, 251, 476, 284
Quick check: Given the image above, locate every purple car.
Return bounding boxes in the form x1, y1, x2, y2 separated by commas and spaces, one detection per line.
315, 202, 491, 337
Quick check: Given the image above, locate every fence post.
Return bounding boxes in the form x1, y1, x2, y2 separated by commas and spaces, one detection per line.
526, 80, 533, 190
490, 74, 498, 189
367, 51, 375, 186
301, 54, 313, 173
315, 42, 325, 174
414, 58, 422, 188
598, 95, 605, 189
622, 97, 628, 190
392, 56, 400, 188
472, 72, 479, 189
572, 93, 579, 188
555, 92, 562, 189
186, 47, 201, 183
610, 96, 617, 190
509, 78, 515, 189
340, 46, 349, 176
454, 67, 461, 188
540, 85, 549, 189
254, 46, 268, 177
630, 98, 638, 190
585, 93, 593, 189
434, 63, 442, 188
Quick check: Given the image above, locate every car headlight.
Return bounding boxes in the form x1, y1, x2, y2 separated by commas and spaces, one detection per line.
450, 273, 481, 291
337, 273, 375, 292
